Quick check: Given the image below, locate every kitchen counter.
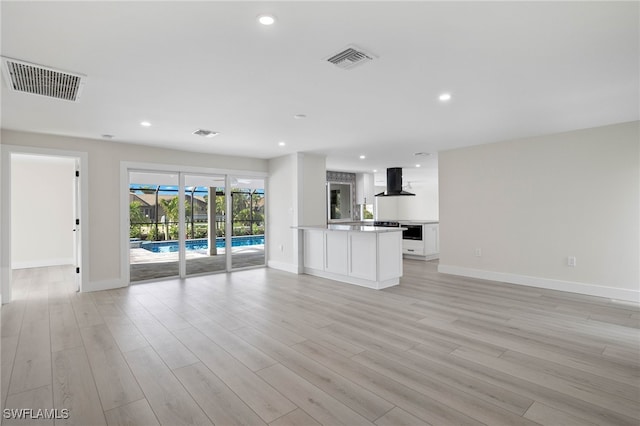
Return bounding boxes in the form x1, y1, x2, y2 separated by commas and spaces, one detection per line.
399, 220, 439, 224
293, 225, 403, 289
294, 224, 405, 233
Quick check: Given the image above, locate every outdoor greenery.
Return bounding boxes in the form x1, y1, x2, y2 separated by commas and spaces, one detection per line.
129, 187, 264, 240
129, 201, 149, 238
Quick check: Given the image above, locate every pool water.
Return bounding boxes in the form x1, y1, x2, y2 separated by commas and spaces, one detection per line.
140, 236, 264, 253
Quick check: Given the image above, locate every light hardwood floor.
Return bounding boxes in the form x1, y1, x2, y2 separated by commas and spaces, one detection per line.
1, 261, 638, 425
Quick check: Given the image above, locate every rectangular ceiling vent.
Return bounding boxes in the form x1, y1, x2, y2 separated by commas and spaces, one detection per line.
1, 57, 86, 102
324, 44, 377, 70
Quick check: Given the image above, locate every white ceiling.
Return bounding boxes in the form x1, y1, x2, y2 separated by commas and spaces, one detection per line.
2, 1, 638, 181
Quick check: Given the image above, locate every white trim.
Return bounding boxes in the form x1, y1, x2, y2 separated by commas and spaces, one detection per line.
12, 258, 75, 269
122, 160, 267, 179
88, 278, 127, 292
119, 162, 131, 286
303, 267, 399, 290
1, 144, 89, 303
121, 161, 268, 285
267, 260, 300, 274
438, 264, 640, 303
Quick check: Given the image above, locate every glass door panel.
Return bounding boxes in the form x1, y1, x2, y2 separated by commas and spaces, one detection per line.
230, 177, 265, 269
129, 171, 179, 282
184, 174, 227, 276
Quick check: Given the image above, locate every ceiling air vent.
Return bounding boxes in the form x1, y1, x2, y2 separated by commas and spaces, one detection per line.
1, 57, 86, 102
193, 129, 219, 138
324, 44, 377, 70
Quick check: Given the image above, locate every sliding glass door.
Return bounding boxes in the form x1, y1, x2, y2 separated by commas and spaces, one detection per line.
129, 171, 180, 282
128, 169, 265, 282
230, 177, 265, 269
184, 174, 227, 276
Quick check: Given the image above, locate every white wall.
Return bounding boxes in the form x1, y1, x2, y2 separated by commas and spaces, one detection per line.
374, 171, 439, 221
2, 129, 268, 292
267, 153, 326, 273
438, 121, 639, 301
11, 154, 75, 268
301, 154, 328, 226
267, 154, 297, 272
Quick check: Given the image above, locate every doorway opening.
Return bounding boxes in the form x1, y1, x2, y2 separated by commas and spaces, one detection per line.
1, 147, 87, 304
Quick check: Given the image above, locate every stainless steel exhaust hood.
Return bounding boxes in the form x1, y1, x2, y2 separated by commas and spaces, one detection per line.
375, 167, 415, 197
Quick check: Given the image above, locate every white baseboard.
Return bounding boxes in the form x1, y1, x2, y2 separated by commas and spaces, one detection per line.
438, 264, 640, 303
84, 278, 127, 293
267, 260, 301, 274
303, 267, 399, 290
12, 258, 74, 269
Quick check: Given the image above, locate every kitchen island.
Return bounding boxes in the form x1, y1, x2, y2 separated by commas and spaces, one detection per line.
293, 225, 404, 289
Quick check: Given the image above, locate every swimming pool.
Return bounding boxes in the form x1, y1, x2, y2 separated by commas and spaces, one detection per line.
140, 236, 264, 253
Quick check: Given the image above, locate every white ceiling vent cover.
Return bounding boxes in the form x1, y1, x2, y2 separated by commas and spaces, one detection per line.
324, 44, 377, 70
193, 129, 219, 138
1, 57, 86, 102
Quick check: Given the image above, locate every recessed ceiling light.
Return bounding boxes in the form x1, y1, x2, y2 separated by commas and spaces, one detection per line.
278, 141, 286, 146
257, 14, 276, 25
373, 169, 378, 173
439, 93, 452, 101
359, 155, 366, 159
416, 164, 421, 168
293, 114, 307, 119
140, 121, 151, 127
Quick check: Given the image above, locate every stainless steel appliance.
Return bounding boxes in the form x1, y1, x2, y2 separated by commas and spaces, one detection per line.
374, 221, 423, 241
400, 223, 423, 241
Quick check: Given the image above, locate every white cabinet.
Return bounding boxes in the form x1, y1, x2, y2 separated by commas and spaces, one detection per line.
402, 239, 424, 256
325, 231, 348, 274
301, 228, 402, 289
303, 230, 325, 270
355, 173, 375, 205
349, 232, 377, 280
401, 223, 439, 260
424, 224, 439, 255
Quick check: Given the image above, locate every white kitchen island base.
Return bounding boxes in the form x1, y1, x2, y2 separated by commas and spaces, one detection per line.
297, 225, 403, 290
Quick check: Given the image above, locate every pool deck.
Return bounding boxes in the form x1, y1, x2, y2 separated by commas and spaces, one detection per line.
129, 245, 265, 281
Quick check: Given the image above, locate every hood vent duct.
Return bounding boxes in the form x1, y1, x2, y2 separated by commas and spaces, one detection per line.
1, 57, 86, 102
375, 168, 415, 197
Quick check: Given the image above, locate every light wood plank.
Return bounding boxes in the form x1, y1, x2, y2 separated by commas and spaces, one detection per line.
50, 303, 83, 353
123, 346, 212, 425
269, 409, 321, 426
104, 398, 160, 426
234, 326, 394, 421
52, 347, 106, 426
352, 350, 539, 426
79, 325, 145, 411
9, 318, 51, 395
374, 407, 429, 426
257, 363, 374, 426
191, 320, 278, 371
172, 327, 296, 423
524, 401, 599, 426
173, 362, 267, 426
292, 340, 483, 426
3, 385, 53, 426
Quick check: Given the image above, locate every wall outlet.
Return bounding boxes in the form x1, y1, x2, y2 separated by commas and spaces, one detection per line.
567, 256, 577, 267
475, 248, 482, 257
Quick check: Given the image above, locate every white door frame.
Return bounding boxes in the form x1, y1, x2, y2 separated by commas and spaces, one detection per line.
1, 145, 89, 304
121, 161, 267, 283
